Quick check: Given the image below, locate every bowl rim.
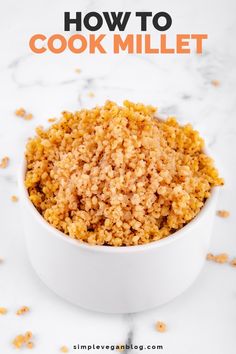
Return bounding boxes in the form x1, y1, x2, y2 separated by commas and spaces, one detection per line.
19, 154, 218, 254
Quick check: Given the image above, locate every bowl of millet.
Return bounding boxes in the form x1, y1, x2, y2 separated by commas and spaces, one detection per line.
19, 100, 223, 313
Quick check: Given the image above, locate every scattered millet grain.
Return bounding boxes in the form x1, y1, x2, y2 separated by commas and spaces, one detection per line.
60, 345, 69, 352
24, 113, 33, 121
0, 257, 3, 263
75, 68, 81, 74
15, 108, 33, 120
11, 195, 19, 202
156, 321, 167, 333
25, 101, 223, 246
211, 80, 220, 87
0, 156, 9, 168
0, 307, 7, 315
230, 258, 236, 267
27, 341, 34, 349
12, 331, 34, 349
207, 252, 229, 264
25, 331, 33, 342
12, 334, 25, 348
215, 253, 229, 264
48, 118, 57, 123
217, 210, 230, 218
16, 305, 30, 315
206, 253, 215, 261
15, 108, 26, 117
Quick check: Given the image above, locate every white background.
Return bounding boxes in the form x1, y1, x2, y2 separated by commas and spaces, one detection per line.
0, 0, 236, 353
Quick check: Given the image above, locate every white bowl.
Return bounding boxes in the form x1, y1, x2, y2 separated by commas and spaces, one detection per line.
18, 158, 218, 314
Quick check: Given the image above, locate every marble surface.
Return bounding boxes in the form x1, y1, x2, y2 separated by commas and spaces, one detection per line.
0, 0, 236, 353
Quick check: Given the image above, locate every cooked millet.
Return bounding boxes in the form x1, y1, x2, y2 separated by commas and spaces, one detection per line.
25, 331, 33, 342
214, 253, 229, 264
12, 331, 33, 349
211, 80, 220, 87
48, 117, 57, 123
0, 307, 7, 315
206, 253, 215, 261
24, 113, 33, 121
11, 195, 19, 202
12, 331, 34, 349
12, 334, 25, 348
230, 258, 236, 267
27, 341, 34, 349
207, 252, 229, 264
16, 305, 30, 315
217, 210, 230, 218
0, 156, 9, 168
25, 101, 223, 246
15, 108, 26, 117
156, 321, 167, 333
15, 108, 33, 120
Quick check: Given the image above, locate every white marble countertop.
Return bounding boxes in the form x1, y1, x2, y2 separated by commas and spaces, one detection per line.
0, 0, 236, 353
